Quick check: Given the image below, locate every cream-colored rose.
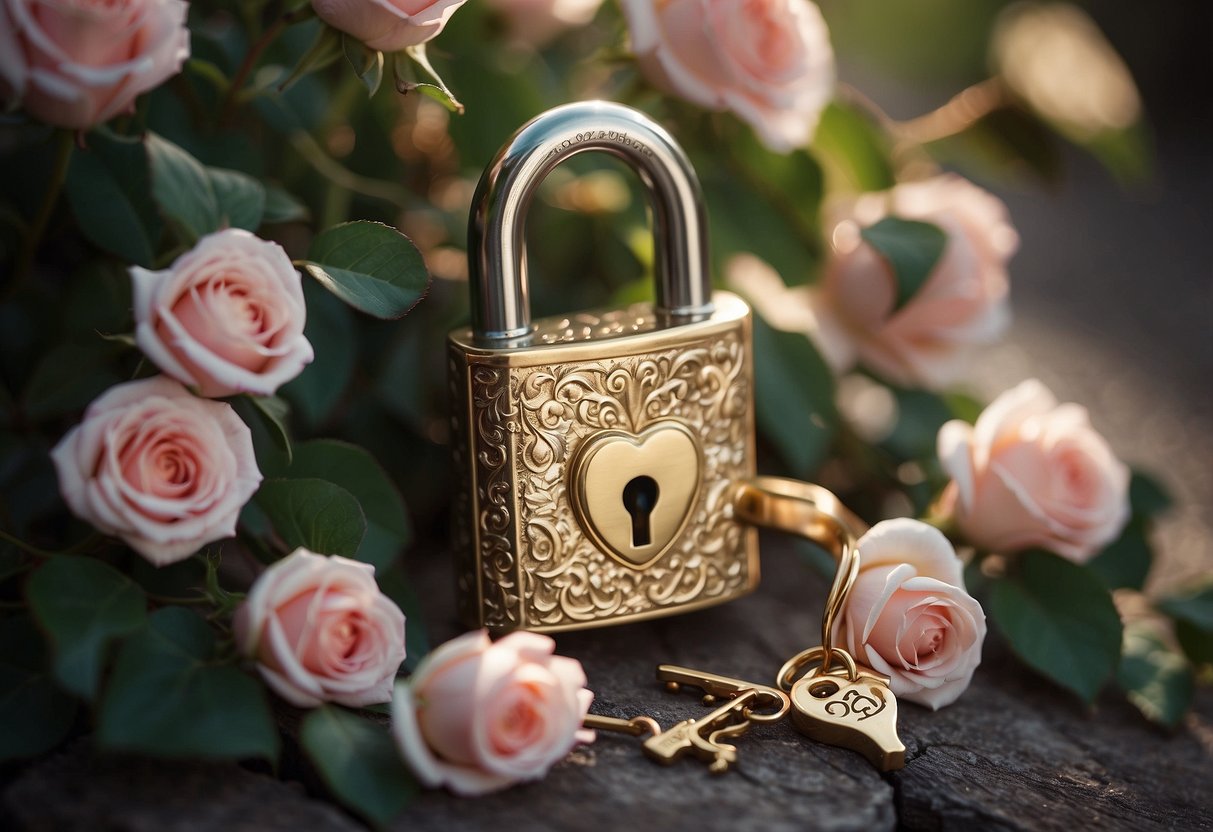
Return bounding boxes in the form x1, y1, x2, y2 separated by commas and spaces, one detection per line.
50, 376, 262, 566
937, 379, 1130, 562
811, 174, 1018, 388
0, 0, 189, 129
234, 549, 406, 708
839, 519, 986, 710
131, 229, 314, 399
619, 0, 835, 153
312, 0, 468, 52
393, 630, 594, 796
485, 0, 603, 46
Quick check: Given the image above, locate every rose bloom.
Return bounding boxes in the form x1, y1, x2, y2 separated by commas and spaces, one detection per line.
50, 376, 262, 566
235, 549, 407, 708
485, 0, 602, 46
0, 0, 189, 129
811, 174, 1019, 389
131, 228, 314, 399
311, 0, 468, 52
838, 518, 986, 710
619, 0, 835, 153
938, 379, 1130, 562
393, 630, 594, 796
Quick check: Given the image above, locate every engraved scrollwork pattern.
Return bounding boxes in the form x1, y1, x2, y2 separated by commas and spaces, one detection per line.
511, 329, 753, 626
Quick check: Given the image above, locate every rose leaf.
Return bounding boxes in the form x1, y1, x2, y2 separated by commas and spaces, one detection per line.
0, 615, 78, 762
1157, 584, 1213, 666
989, 550, 1123, 704
207, 167, 266, 232
302, 221, 430, 320
1116, 624, 1194, 728
146, 133, 221, 242
342, 34, 384, 98
26, 555, 147, 701
97, 607, 278, 760
1087, 515, 1153, 591
280, 281, 357, 429
859, 216, 948, 313
301, 705, 416, 826
254, 477, 367, 558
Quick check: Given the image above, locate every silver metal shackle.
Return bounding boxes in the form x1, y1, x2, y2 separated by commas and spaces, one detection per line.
467, 100, 714, 341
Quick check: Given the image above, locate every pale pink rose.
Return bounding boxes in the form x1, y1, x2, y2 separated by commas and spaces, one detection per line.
485, 0, 602, 46
234, 549, 406, 708
393, 629, 594, 796
937, 379, 1130, 562
312, 0, 468, 52
839, 518, 986, 710
811, 174, 1019, 388
131, 229, 314, 399
50, 376, 262, 566
619, 0, 835, 153
0, 0, 189, 129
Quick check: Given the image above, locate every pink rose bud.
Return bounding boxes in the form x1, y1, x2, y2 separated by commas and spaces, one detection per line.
130, 229, 314, 399
393, 629, 594, 796
838, 519, 987, 710
619, 0, 835, 153
0, 0, 190, 129
234, 549, 407, 708
812, 174, 1019, 388
937, 379, 1131, 562
50, 376, 262, 566
311, 0, 469, 52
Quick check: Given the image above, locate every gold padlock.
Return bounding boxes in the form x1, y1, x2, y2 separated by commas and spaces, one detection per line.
448, 101, 759, 632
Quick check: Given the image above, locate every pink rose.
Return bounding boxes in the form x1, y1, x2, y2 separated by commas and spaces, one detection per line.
937, 379, 1130, 562
50, 376, 262, 566
811, 174, 1018, 388
393, 630, 594, 796
619, 0, 835, 153
234, 549, 406, 708
131, 229, 314, 399
311, 0, 468, 52
0, 0, 189, 129
838, 518, 986, 709
485, 0, 603, 46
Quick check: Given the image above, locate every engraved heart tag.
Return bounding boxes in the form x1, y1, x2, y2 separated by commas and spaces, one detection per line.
789, 672, 906, 771
569, 421, 701, 569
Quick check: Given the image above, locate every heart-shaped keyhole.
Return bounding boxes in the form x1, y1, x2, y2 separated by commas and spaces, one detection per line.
622, 475, 659, 547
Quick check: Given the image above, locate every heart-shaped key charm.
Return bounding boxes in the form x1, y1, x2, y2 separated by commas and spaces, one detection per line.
789, 669, 906, 771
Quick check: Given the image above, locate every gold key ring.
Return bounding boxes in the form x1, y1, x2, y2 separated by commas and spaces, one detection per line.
774, 645, 859, 692
732, 477, 866, 677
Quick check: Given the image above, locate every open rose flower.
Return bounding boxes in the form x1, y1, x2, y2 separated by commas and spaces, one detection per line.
50, 376, 261, 566
937, 379, 1130, 562
810, 174, 1018, 388
311, 0, 468, 52
131, 228, 314, 399
0, 0, 190, 129
838, 519, 986, 709
235, 549, 406, 708
393, 630, 594, 796
619, 0, 835, 153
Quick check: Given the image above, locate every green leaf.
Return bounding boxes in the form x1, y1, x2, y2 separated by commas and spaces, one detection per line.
262, 185, 310, 224
396, 46, 464, 114
26, 556, 147, 700
278, 440, 411, 571
254, 478, 367, 557
989, 551, 1123, 703
750, 313, 837, 477
147, 132, 220, 241
243, 395, 293, 466
1173, 621, 1213, 667
301, 705, 415, 825
281, 280, 356, 429
302, 221, 430, 319
813, 101, 895, 192
1117, 624, 1193, 728
880, 386, 955, 462
377, 567, 428, 671
860, 217, 948, 313
66, 129, 162, 267
1158, 585, 1213, 664
343, 34, 384, 97
21, 340, 123, 421
208, 167, 266, 231
1087, 516, 1152, 591
1129, 470, 1173, 518
279, 22, 344, 93
97, 607, 278, 760
0, 615, 78, 762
